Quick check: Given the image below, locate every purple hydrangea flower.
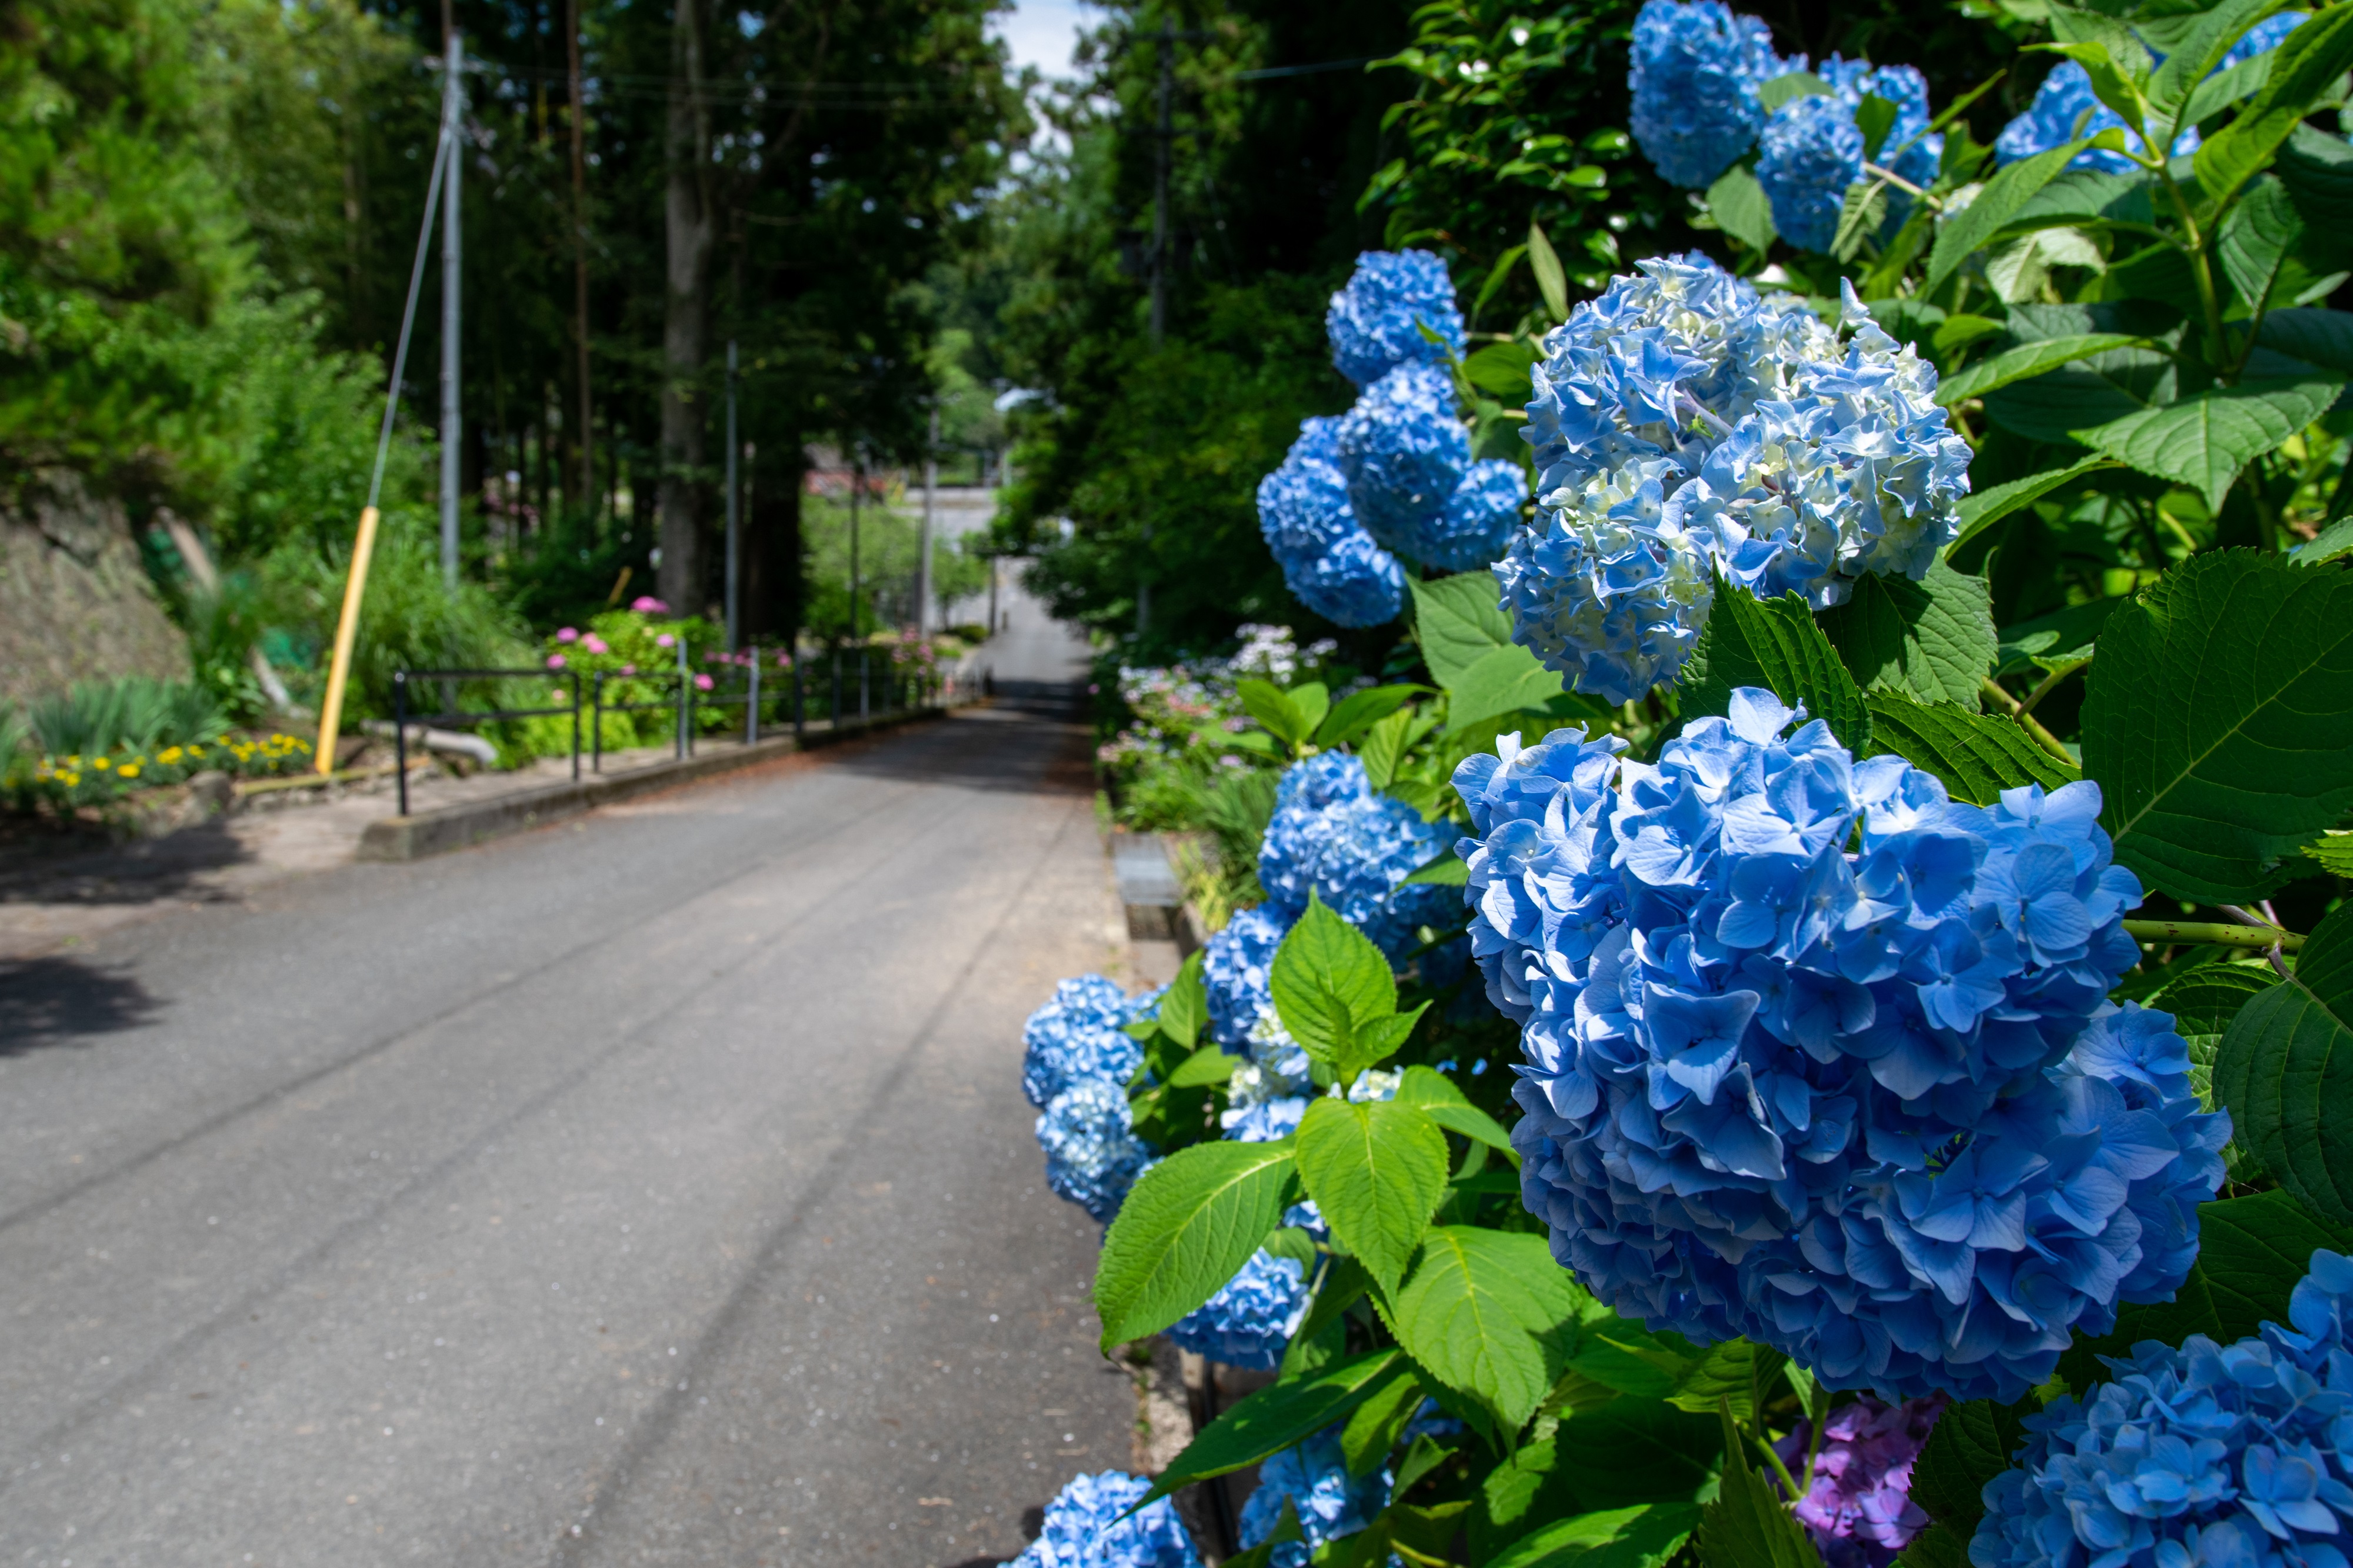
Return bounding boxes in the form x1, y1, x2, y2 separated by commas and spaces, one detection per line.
1457, 690, 2230, 1400
1774, 1395, 1949, 1568
1973, 1251, 2353, 1568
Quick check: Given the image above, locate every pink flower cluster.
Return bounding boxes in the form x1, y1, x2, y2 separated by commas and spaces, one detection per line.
1772, 1395, 1948, 1568
631, 596, 669, 613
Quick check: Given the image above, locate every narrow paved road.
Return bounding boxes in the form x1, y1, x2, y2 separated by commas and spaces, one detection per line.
0, 703, 1139, 1568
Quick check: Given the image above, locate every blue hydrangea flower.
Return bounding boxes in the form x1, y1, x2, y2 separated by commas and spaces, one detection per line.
1630, 0, 1787, 188
1327, 250, 1467, 388
1256, 417, 1408, 629
1507, 259, 1969, 696
1818, 58, 1942, 196
1222, 1093, 1309, 1142
1457, 690, 2230, 1400
1024, 974, 1147, 1108
1259, 752, 1454, 961
1204, 904, 1297, 1050
2224, 11, 2306, 67
1037, 1079, 1156, 1224
1759, 94, 1866, 253
1337, 363, 1472, 556
1972, 1250, 2353, 1568
1496, 455, 1719, 705
1238, 1427, 1391, 1568
1417, 459, 1531, 572
1165, 1249, 1310, 1369
1995, 59, 2199, 175
1006, 1470, 1203, 1568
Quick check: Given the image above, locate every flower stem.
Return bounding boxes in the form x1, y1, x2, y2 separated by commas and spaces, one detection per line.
1978, 677, 2077, 765
2122, 919, 2305, 952
2015, 662, 2084, 718
1862, 163, 1942, 209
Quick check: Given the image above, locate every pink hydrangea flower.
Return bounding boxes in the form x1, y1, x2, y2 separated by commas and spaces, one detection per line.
556, 627, 580, 643
694, 673, 714, 691
621, 663, 636, 675
632, 596, 669, 613
546, 653, 568, 669
656, 633, 675, 649
776, 652, 793, 668
584, 635, 608, 654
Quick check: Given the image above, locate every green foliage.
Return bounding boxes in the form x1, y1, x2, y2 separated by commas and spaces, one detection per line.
1141, 1348, 1408, 1502
1389, 1227, 1587, 1439
2217, 903, 2353, 1223
1407, 572, 1577, 730
1271, 893, 1427, 1083
1864, 693, 2082, 803
26, 675, 226, 758
1491, 1502, 1701, 1568
2081, 550, 2353, 902
1697, 1401, 1825, 1568
1818, 559, 2000, 711
1679, 581, 1874, 752
1297, 1097, 1451, 1297
1094, 1137, 1298, 1349
1908, 1398, 2032, 1533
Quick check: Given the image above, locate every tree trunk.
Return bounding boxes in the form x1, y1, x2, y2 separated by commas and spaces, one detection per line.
744, 442, 806, 642
657, 0, 714, 614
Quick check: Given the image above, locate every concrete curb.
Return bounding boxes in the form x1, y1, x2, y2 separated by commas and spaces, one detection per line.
355, 706, 951, 862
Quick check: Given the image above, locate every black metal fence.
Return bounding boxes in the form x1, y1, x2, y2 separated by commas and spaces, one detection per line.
388, 646, 969, 816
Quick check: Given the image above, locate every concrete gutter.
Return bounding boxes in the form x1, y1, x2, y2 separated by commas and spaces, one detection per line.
356, 706, 951, 862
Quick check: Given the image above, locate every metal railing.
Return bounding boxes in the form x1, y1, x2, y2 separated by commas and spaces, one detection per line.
390, 668, 579, 817
391, 646, 967, 816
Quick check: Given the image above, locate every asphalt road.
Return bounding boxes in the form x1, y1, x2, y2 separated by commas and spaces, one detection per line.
0, 700, 1139, 1568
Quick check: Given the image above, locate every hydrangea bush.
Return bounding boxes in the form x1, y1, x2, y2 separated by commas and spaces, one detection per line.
1004, 1470, 1202, 1568
1016, 2, 2353, 1563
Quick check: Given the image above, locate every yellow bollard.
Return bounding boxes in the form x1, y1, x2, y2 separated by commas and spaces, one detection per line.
312, 505, 382, 775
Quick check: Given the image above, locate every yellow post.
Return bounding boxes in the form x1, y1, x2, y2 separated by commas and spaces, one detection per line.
314, 505, 382, 775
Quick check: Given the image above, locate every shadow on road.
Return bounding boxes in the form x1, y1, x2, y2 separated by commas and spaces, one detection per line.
0, 819, 254, 906
828, 704, 1092, 798
0, 955, 162, 1053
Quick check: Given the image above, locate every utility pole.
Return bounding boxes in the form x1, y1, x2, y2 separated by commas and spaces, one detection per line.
439, 29, 464, 586
724, 339, 739, 649
1149, 19, 1176, 348
566, 0, 593, 511
848, 451, 863, 642
917, 405, 937, 636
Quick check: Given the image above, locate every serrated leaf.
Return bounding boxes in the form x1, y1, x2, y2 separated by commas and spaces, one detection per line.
1396, 1432, 1454, 1497
2152, 963, 2282, 1036
1095, 1139, 1298, 1348
1936, 333, 2145, 406
2257, 308, 2353, 375
1403, 850, 1468, 886
2277, 125, 2353, 236
1551, 1399, 1725, 1509
1156, 949, 1208, 1050
1833, 178, 1892, 262
1142, 1347, 1408, 1502
1282, 1255, 1370, 1377
1408, 573, 1518, 690
2081, 550, 2353, 902
1492, 1503, 1703, 1568
2072, 374, 2343, 513
2217, 903, 2353, 1225
1818, 559, 1999, 709
1664, 1339, 1787, 1424
1238, 678, 1314, 749
2055, 1189, 2353, 1391
1297, 1097, 1451, 1298
1908, 1398, 2031, 1531
2220, 179, 2308, 315
1697, 1401, 1822, 1568
1342, 1365, 1428, 1477
1166, 1043, 1244, 1087
2306, 832, 2353, 876
1707, 165, 1778, 253
1391, 1227, 1586, 1436
1466, 341, 1542, 398
1395, 1064, 1519, 1159
1928, 138, 2091, 296
1982, 343, 2179, 445
1448, 645, 1572, 730
1680, 581, 1872, 753
1317, 683, 1424, 750
1897, 1524, 1975, 1568
1759, 70, 1834, 113
2147, 0, 2281, 121
1361, 706, 1432, 792
1949, 455, 2119, 555
1271, 893, 1399, 1070
1864, 693, 2081, 805
2194, 6, 2353, 215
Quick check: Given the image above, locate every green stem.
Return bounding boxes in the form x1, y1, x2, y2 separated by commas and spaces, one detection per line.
2155, 166, 2234, 381
1979, 677, 2078, 765
2016, 662, 2084, 718
2122, 918, 2306, 951
1755, 1426, 1806, 1504
1799, 1381, 1830, 1499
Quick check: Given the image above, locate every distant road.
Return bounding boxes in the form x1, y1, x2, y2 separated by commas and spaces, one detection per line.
0, 698, 1139, 1566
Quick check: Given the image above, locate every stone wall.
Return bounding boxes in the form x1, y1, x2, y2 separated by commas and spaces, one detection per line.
0, 470, 189, 714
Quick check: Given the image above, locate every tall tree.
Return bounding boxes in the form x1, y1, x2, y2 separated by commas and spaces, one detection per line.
657, 0, 715, 612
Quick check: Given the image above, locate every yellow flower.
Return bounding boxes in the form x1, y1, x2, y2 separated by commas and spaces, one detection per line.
93, 757, 109, 769
118, 766, 140, 780
159, 746, 182, 764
